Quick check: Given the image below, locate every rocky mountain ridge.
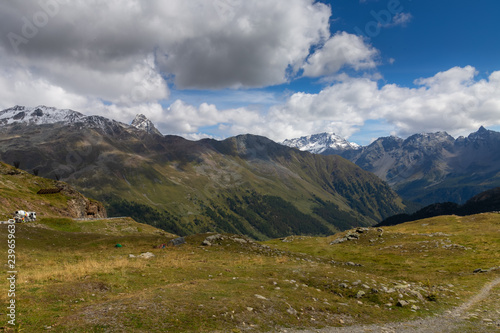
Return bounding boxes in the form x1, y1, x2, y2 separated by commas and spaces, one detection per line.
285, 127, 500, 205
0, 105, 159, 136
282, 132, 361, 154
131, 113, 162, 136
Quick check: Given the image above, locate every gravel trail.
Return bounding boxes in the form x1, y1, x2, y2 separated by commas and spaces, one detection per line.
286, 277, 500, 333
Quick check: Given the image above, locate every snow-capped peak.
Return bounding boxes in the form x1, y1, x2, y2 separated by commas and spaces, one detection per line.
130, 114, 162, 136
282, 132, 360, 154
0, 105, 86, 126
0, 106, 164, 137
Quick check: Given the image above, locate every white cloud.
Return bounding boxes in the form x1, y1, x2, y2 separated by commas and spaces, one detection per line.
155, 67, 500, 142
0, 0, 332, 91
273, 66, 500, 140
156, 100, 262, 135
392, 12, 412, 27
0, 65, 88, 110
302, 32, 379, 77
2, 63, 499, 144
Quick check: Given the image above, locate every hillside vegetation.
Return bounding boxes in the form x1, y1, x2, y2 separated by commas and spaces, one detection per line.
0, 162, 105, 221
1, 213, 498, 332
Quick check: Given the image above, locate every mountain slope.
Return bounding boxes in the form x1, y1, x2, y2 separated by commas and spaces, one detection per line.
378, 186, 500, 226
4, 209, 499, 332
345, 128, 500, 205
0, 106, 407, 239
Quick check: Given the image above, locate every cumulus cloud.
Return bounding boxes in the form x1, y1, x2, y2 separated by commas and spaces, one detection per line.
270, 66, 500, 140
157, 100, 262, 134
302, 32, 379, 77
0, 65, 88, 110
0, 0, 383, 133
0, 0, 333, 92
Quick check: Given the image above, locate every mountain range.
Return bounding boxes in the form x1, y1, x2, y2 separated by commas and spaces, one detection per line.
0, 105, 407, 239
282, 132, 360, 154
283, 129, 500, 206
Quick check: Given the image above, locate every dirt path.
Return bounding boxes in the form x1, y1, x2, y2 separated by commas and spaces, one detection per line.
285, 277, 500, 333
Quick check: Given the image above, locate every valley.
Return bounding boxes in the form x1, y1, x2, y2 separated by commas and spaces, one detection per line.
1, 1, 499, 332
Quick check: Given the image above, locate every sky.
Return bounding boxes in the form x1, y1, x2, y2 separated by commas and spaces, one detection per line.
1, 0, 500, 145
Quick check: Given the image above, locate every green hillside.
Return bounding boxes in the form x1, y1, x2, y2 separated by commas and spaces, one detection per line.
0, 162, 105, 221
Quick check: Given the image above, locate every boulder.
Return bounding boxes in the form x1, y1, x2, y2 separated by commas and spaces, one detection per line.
346, 233, 359, 240
396, 300, 409, 307
330, 237, 347, 245
168, 237, 186, 246
232, 237, 247, 244
356, 291, 366, 298
138, 252, 155, 259
206, 234, 223, 242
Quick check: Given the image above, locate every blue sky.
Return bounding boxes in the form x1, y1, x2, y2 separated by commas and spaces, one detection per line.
1, 0, 500, 145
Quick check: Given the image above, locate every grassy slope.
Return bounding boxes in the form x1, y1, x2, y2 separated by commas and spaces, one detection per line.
0, 162, 74, 221
1, 213, 498, 332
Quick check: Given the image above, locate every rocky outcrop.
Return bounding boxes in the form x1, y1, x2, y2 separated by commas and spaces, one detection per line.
330, 227, 382, 245
56, 182, 107, 218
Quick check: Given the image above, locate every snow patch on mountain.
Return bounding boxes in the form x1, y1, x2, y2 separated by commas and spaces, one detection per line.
282, 132, 361, 154
131, 114, 162, 136
0, 105, 163, 136
0, 105, 86, 125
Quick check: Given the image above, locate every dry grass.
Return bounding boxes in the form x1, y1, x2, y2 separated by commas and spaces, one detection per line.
20, 257, 148, 283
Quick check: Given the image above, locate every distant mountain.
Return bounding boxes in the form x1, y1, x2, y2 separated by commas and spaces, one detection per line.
282, 132, 360, 154
377, 186, 500, 227
0, 105, 86, 125
0, 105, 159, 136
285, 127, 500, 206
342, 127, 500, 205
0, 105, 408, 239
131, 114, 162, 136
